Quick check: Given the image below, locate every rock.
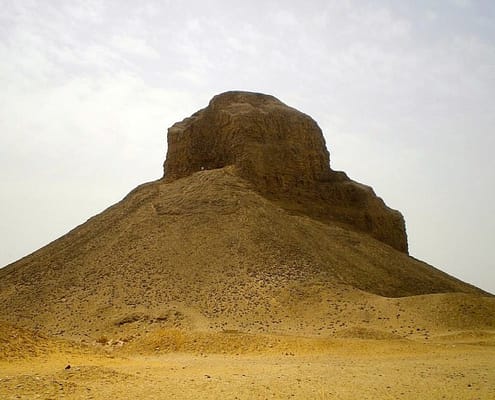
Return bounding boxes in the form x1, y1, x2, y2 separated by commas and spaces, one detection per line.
163, 91, 408, 252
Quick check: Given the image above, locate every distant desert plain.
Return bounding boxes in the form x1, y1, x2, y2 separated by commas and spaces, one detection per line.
1, 92, 494, 399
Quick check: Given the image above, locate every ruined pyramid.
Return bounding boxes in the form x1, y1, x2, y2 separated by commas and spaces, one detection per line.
0, 91, 493, 342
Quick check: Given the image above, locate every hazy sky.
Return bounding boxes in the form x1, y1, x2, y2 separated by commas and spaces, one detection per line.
1, 0, 494, 293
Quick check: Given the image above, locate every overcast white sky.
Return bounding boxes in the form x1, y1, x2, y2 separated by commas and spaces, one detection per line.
1, 0, 494, 294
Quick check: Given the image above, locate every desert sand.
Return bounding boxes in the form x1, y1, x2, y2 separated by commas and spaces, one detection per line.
1, 327, 495, 399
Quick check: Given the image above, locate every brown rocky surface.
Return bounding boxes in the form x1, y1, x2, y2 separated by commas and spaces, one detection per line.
164, 91, 407, 252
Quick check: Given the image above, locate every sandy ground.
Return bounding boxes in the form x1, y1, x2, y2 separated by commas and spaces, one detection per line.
1, 337, 494, 399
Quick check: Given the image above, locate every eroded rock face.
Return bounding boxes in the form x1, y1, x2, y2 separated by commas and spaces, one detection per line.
163, 91, 408, 253
164, 92, 331, 186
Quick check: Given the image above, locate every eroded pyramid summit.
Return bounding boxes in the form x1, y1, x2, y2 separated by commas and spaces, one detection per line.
164, 91, 407, 252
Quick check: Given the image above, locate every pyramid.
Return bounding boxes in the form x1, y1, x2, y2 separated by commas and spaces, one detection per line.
0, 91, 492, 342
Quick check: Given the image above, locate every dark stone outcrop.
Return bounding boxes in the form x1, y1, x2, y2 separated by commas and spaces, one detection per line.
163, 91, 408, 252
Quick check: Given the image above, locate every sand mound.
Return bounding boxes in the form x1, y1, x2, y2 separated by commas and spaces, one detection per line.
334, 326, 403, 340
0, 321, 55, 360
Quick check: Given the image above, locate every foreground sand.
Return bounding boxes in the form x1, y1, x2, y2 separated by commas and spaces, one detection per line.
1, 334, 494, 399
